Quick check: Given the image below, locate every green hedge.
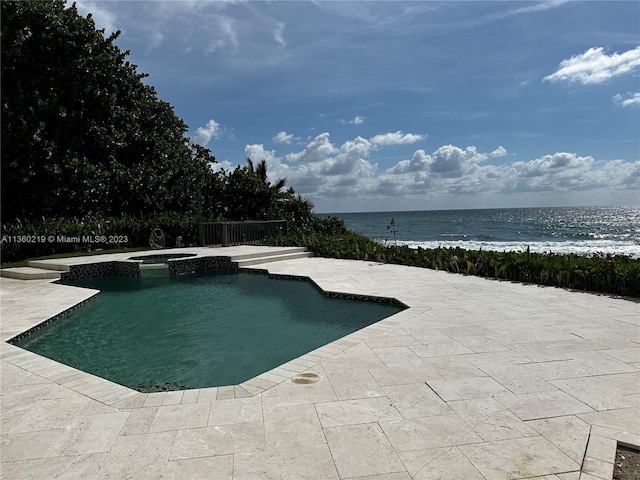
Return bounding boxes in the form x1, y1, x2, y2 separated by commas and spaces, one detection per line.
1, 213, 206, 263
0, 212, 346, 264
268, 232, 640, 298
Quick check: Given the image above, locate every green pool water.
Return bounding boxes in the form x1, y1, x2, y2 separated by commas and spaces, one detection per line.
15, 271, 403, 392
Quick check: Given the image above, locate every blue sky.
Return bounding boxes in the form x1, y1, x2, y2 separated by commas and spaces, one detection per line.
77, 0, 639, 213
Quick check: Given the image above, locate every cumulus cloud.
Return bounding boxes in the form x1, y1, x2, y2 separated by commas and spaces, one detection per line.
286, 133, 338, 163
321, 137, 373, 175
369, 131, 425, 146
544, 46, 640, 85
221, 132, 638, 208
613, 92, 640, 107
378, 148, 638, 202
192, 119, 221, 146
245, 144, 279, 164
490, 146, 507, 157
244, 134, 378, 198
513, 152, 594, 178
285, 134, 375, 177
244, 143, 291, 180
387, 145, 486, 177
272, 131, 294, 144
211, 160, 234, 173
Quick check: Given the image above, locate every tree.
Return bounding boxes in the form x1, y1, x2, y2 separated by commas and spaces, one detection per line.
1, 0, 217, 220
246, 158, 287, 193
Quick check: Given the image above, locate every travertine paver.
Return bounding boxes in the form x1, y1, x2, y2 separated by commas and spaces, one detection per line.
263, 403, 326, 449
1, 248, 639, 479
458, 436, 580, 479
324, 423, 405, 478
526, 415, 591, 464
399, 447, 486, 480
233, 444, 339, 479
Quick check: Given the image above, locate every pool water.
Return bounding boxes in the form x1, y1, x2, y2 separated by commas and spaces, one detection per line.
15, 271, 403, 391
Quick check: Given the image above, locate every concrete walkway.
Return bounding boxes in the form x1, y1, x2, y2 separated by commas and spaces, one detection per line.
1, 248, 639, 479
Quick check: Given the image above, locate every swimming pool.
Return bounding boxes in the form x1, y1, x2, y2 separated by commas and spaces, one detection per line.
14, 271, 403, 392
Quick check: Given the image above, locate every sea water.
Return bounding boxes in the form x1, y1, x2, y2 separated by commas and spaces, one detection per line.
323, 206, 640, 258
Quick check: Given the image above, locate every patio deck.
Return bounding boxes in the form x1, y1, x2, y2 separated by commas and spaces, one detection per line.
1, 248, 639, 479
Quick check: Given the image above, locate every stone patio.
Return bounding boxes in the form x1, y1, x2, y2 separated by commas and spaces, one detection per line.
1, 247, 639, 479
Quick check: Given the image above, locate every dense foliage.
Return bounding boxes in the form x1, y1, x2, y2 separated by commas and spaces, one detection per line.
1, 213, 205, 263
1, 1, 221, 220
268, 233, 640, 297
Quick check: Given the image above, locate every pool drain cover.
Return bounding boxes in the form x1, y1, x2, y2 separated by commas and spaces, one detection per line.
291, 373, 320, 384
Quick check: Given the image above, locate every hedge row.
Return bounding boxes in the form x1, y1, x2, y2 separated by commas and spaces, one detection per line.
268, 232, 640, 298
1, 213, 204, 263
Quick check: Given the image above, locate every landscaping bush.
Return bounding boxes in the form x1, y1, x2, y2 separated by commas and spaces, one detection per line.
267, 233, 640, 297
1, 212, 209, 263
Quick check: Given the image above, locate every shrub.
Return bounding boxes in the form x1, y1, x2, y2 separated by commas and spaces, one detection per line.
268, 233, 640, 297
1, 212, 209, 263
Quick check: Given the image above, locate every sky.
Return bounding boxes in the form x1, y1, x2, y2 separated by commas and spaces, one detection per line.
76, 0, 639, 213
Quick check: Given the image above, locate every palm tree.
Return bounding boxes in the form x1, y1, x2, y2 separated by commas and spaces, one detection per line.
245, 158, 287, 193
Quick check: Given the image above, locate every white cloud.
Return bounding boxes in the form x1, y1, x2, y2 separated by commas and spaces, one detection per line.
339, 115, 366, 125
206, 15, 240, 53
544, 46, 640, 85
274, 22, 286, 48
320, 137, 374, 175
513, 152, 594, 178
75, 1, 118, 35
370, 131, 425, 146
272, 131, 294, 144
246, 134, 378, 198
286, 133, 338, 163
387, 145, 486, 177
454, 0, 569, 29
490, 146, 507, 157
245, 144, 279, 164
244, 143, 291, 181
613, 92, 640, 107
211, 160, 234, 173
216, 133, 639, 209
430, 145, 487, 175
192, 119, 221, 146
378, 148, 638, 202
386, 150, 430, 174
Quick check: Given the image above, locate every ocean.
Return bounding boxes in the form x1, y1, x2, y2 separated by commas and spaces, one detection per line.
322, 206, 640, 259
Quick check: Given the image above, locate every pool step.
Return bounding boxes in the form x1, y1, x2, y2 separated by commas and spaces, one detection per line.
0, 266, 62, 280
229, 247, 308, 261
139, 263, 170, 277
27, 260, 70, 271
233, 250, 313, 267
